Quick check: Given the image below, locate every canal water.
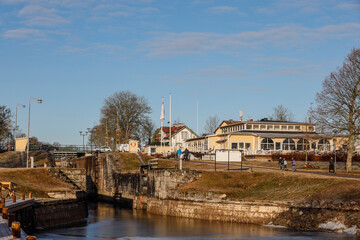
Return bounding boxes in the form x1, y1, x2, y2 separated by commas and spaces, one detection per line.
37, 202, 356, 240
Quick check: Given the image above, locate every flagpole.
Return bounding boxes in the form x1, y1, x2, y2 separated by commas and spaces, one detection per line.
169, 93, 172, 153
160, 97, 165, 154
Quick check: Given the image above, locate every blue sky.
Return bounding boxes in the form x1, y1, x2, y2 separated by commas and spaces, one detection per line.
0, 0, 359, 145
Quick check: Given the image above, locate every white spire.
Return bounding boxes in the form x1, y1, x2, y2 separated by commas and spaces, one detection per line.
160, 97, 165, 122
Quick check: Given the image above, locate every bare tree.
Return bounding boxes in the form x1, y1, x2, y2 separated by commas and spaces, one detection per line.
309, 48, 360, 172
90, 91, 152, 145
0, 106, 12, 145
142, 118, 155, 145
88, 124, 106, 146
204, 115, 220, 134
271, 105, 295, 122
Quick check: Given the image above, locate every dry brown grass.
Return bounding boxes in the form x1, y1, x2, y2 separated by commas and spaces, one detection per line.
0, 152, 22, 167
0, 168, 74, 198
112, 152, 142, 171
0, 151, 54, 168
180, 171, 360, 201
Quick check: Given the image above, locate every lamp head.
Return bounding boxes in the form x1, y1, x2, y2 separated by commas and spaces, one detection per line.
79, 131, 83, 135
37, 99, 43, 104
22, 104, 25, 108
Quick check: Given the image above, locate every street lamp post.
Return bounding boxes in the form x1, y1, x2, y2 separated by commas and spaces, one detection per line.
80, 131, 89, 152
27, 97, 43, 168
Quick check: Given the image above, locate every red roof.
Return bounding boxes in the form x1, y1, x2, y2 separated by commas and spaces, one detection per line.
157, 125, 186, 140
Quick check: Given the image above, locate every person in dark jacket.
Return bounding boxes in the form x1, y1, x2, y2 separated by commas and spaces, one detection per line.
329, 157, 335, 173
183, 148, 190, 161
278, 157, 283, 170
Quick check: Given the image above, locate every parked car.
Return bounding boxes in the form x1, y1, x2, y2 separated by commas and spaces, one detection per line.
94, 146, 112, 153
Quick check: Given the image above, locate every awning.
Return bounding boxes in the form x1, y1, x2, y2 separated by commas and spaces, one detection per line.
216, 139, 227, 143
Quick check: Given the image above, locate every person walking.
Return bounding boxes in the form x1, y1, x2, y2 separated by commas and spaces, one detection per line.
291, 158, 296, 172
278, 157, 283, 170
329, 157, 335, 173
177, 148, 182, 159
283, 158, 288, 171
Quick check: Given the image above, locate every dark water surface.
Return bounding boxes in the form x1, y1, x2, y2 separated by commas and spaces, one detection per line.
37, 202, 356, 240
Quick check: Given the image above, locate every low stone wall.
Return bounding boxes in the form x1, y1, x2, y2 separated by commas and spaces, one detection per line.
146, 169, 202, 199
48, 168, 88, 191
34, 199, 88, 229
144, 198, 289, 225
273, 200, 360, 234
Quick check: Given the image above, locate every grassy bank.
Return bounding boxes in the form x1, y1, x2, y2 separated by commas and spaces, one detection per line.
180, 171, 360, 201
112, 152, 153, 171
0, 168, 74, 198
0, 151, 54, 168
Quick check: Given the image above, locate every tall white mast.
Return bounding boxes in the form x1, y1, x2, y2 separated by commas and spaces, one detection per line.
169, 93, 172, 152
160, 97, 165, 153
196, 100, 199, 135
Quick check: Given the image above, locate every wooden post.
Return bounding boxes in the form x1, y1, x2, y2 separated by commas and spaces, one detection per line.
26, 236, 37, 240
11, 221, 21, 238
2, 208, 8, 219
12, 195, 16, 203
21, 194, 25, 200
29, 192, 32, 199
7, 213, 15, 228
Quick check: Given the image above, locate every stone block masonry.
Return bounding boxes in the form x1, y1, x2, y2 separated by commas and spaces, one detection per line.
146, 199, 289, 225
34, 199, 88, 229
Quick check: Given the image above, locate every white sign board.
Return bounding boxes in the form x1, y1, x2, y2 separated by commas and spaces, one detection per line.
216, 150, 242, 162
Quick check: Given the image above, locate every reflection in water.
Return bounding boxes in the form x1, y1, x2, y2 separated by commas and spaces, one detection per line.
37, 202, 356, 240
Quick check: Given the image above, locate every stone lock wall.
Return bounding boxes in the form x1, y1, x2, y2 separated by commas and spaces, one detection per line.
34, 199, 88, 228
146, 169, 202, 199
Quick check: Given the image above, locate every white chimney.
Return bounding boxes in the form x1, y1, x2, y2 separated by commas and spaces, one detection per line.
240, 110, 243, 121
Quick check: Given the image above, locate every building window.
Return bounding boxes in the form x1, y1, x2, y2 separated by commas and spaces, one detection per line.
276, 142, 281, 150
297, 138, 309, 151
261, 138, 274, 150
318, 139, 330, 151
181, 132, 188, 140
281, 125, 287, 130
239, 142, 244, 149
288, 126, 294, 130
231, 143, 238, 149
295, 126, 301, 131
260, 125, 266, 130
311, 142, 316, 150
274, 125, 280, 130
245, 143, 251, 150
282, 138, 295, 150
246, 124, 252, 130
253, 125, 259, 130
267, 125, 274, 130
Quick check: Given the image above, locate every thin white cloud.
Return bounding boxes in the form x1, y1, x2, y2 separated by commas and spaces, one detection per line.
140, 7, 160, 13
18, 5, 70, 27
266, 65, 321, 77
254, 56, 302, 63
208, 5, 238, 14
109, 11, 131, 17
337, 2, 360, 10
142, 23, 360, 56
19, 5, 56, 16
257, 8, 276, 15
3, 28, 45, 39
188, 66, 248, 78
58, 43, 124, 55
